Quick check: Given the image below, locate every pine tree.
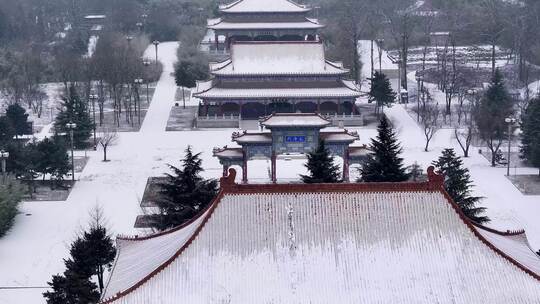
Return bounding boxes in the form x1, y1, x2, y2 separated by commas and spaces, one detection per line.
474, 69, 514, 166
300, 139, 341, 183
0, 116, 15, 145
432, 148, 489, 224
155, 146, 218, 231
520, 97, 540, 175
6, 104, 30, 136
0, 178, 24, 237
368, 71, 396, 115
36, 136, 70, 187
82, 225, 116, 293
360, 116, 409, 182
54, 86, 93, 149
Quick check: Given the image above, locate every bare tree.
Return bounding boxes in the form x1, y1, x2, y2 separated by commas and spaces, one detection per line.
99, 128, 118, 162
419, 95, 440, 152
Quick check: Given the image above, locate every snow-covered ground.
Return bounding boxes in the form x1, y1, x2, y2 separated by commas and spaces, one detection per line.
1, 41, 540, 303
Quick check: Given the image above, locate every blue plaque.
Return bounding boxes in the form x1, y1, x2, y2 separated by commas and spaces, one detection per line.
285, 136, 306, 143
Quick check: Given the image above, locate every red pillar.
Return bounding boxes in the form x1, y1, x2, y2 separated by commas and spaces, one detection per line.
214, 33, 219, 50
271, 151, 277, 183
242, 150, 248, 184
222, 165, 229, 177
337, 100, 341, 115
218, 102, 223, 116
204, 102, 209, 116
343, 148, 350, 182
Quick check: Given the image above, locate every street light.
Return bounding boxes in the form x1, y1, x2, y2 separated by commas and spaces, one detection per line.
505, 117, 517, 176
400, 88, 409, 105
152, 40, 160, 63
376, 38, 384, 72
136, 22, 143, 31
126, 35, 134, 47
66, 122, 77, 182
0, 151, 9, 181
134, 78, 144, 125
89, 94, 98, 149
415, 74, 424, 121
143, 60, 151, 104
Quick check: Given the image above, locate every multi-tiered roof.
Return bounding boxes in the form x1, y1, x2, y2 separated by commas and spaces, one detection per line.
101, 168, 540, 303
194, 41, 361, 101
208, 0, 323, 33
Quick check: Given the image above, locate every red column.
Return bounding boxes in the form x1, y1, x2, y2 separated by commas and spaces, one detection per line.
204, 102, 209, 116
271, 151, 277, 183
337, 100, 341, 115
242, 150, 248, 184
214, 33, 219, 50
218, 102, 223, 116
343, 148, 350, 182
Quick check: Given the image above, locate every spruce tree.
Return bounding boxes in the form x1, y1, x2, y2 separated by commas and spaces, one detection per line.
300, 139, 341, 183
155, 146, 218, 231
6, 104, 30, 136
432, 148, 489, 224
54, 86, 93, 149
520, 97, 540, 175
368, 71, 396, 115
0, 116, 15, 145
359, 116, 409, 182
474, 70, 514, 166
82, 225, 116, 293
36, 136, 70, 187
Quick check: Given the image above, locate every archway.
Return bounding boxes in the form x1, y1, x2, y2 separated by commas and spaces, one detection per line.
254, 35, 278, 41
279, 34, 303, 41
295, 101, 317, 113
241, 102, 266, 119
319, 101, 338, 115
269, 101, 294, 114
230, 35, 253, 42
222, 103, 240, 116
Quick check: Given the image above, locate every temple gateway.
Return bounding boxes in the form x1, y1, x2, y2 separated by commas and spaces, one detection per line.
213, 113, 369, 183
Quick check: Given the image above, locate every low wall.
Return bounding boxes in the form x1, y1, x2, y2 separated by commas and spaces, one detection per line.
326, 114, 365, 127
196, 115, 240, 128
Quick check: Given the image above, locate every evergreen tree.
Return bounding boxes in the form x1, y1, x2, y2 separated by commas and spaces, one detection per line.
0, 116, 15, 144
300, 139, 341, 183
0, 178, 24, 237
174, 56, 209, 108
54, 86, 93, 149
408, 162, 424, 181
36, 136, 70, 186
155, 146, 218, 231
44, 208, 115, 302
368, 71, 396, 115
432, 148, 489, 224
82, 224, 116, 293
474, 69, 514, 166
520, 97, 540, 175
359, 116, 409, 182
6, 104, 30, 136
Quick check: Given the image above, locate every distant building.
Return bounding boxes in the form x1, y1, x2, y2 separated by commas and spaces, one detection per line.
193, 41, 361, 122
202, 0, 324, 54
100, 167, 540, 304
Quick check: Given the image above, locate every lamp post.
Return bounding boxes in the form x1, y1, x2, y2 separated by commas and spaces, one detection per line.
505, 117, 516, 176
396, 59, 402, 103
134, 78, 144, 125
89, 94, 98, 149
66, 122, 77, 182
0, 151, 9, 181
136, 22, 143, 32
376, 38, 384, 72
400, 89, 408, 105
143, 60, 151, 104
415, 74, 423, 121
126, 35, 133, 47
152, 40, 160, 64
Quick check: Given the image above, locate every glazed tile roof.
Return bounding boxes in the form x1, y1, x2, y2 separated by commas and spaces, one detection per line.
101, 169, 540, 304
219, 0, 310, 13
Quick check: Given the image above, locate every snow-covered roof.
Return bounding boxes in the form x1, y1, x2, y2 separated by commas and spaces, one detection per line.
101, 168, 540, 304
211, 42, 348, 76
320, 131, 359, 143
194, 85, 362, 99
260, 113, 330, 128
219, 0, 310, 13
232, 131, 273, 144
84, 15, 106, 20
208, 19, 323, 30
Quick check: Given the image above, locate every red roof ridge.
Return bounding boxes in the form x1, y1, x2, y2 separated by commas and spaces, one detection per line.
100, 167, 540, 303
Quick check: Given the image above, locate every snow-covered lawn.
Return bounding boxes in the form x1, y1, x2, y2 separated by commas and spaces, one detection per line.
0, 41, 539, 303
